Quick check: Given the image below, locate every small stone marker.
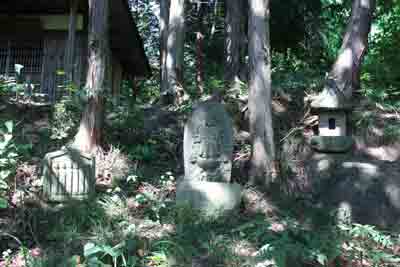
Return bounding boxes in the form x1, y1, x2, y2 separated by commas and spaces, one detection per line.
177, 100, 241, 216
42, 147, 95, 202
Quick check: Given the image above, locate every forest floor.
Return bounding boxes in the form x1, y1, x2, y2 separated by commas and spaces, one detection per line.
1, 97, 400, 267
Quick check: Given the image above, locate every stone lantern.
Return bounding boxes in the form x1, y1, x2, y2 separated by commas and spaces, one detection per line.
310, 90, 353, 153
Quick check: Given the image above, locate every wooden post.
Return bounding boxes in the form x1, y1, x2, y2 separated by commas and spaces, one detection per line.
65, 0, 79, 83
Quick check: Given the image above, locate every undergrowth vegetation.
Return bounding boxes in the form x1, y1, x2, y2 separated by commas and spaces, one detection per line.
1, 1, 400, 266
1, 192, 400, 267
1, 49, 400, 267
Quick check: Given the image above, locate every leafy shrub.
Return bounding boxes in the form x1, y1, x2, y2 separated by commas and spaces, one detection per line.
272, 50, 325, 96
0, 246, 44, 267
0, 76, 8, 96
83, 239, 138, 267
254, 218, 400, 267
0, 75, 20, 96
362, 4, 400, 106
104, 90, 145, 145
132, 172, 176, 223
50, 94, 82, 143
339, 223, 400, 266
0, 121, 18, 208
128, 143, 154, 163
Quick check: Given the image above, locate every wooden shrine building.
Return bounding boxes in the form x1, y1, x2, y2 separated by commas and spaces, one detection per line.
0, 0, 150, 101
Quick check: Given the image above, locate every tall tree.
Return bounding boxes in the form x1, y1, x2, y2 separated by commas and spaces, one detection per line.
73, 0, 109, 153
323, 0, 376, 99
248, 0, 275, 185
225, 0, 244, 91
163, 0, 186, 104
160, 0, 170, 96
195, 2, 206, 94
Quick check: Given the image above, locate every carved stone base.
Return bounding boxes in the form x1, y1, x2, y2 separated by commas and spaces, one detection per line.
42, 148, 95, 202
176, 181, 242, 217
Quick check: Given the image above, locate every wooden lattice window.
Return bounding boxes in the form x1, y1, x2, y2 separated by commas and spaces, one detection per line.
0, 42, 9, 74
0, 40, 43, 75
10, 42, 43, 74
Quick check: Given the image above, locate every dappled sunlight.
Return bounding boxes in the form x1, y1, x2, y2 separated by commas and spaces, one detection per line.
361, 0, 372, 8
336, 48, 353, 71
337, 201, 353, 224
242, 188, 277, 217
384, 183, 400, 210
309, 154, 400, 228
316, 157, 332, 172
342, 161, 379, 178
2, 0, 400, 265
271, 100, 287, 114
358, 143, 400, 162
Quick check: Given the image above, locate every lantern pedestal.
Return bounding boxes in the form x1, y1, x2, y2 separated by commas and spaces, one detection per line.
310, 136, 354, 153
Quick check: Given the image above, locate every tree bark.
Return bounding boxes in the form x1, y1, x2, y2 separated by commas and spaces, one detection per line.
73, 0, 109, 153
225, 0, 244, 92
248, 0, 275, 185
324, 0, 376, 99
65, 0, 79, 83
163, 0, 186, 104
196, 4, 205, 95
210, 0, 219, 38
160, 0, 170, 96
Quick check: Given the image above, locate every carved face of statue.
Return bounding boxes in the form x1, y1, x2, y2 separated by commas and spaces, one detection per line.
189, 120, 229, 181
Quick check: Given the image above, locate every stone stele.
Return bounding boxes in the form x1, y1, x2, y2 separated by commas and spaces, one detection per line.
183, 100, 234, 182
178, 100, 241, 216
42, 148, 95, 202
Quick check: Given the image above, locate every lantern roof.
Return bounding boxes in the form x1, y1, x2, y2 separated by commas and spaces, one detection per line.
311, 88, 352, 111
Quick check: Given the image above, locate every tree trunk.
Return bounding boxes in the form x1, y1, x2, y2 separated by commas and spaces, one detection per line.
160, 0, 170, 95
225, 0, 243, 92
248, 0, 275, 185
324, 0, 376, 99
65, 0, 79, 83
73, 0, 109, 153
209, 0, 219, 38
163, 0, 186, 104
196, 4, 205, 95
